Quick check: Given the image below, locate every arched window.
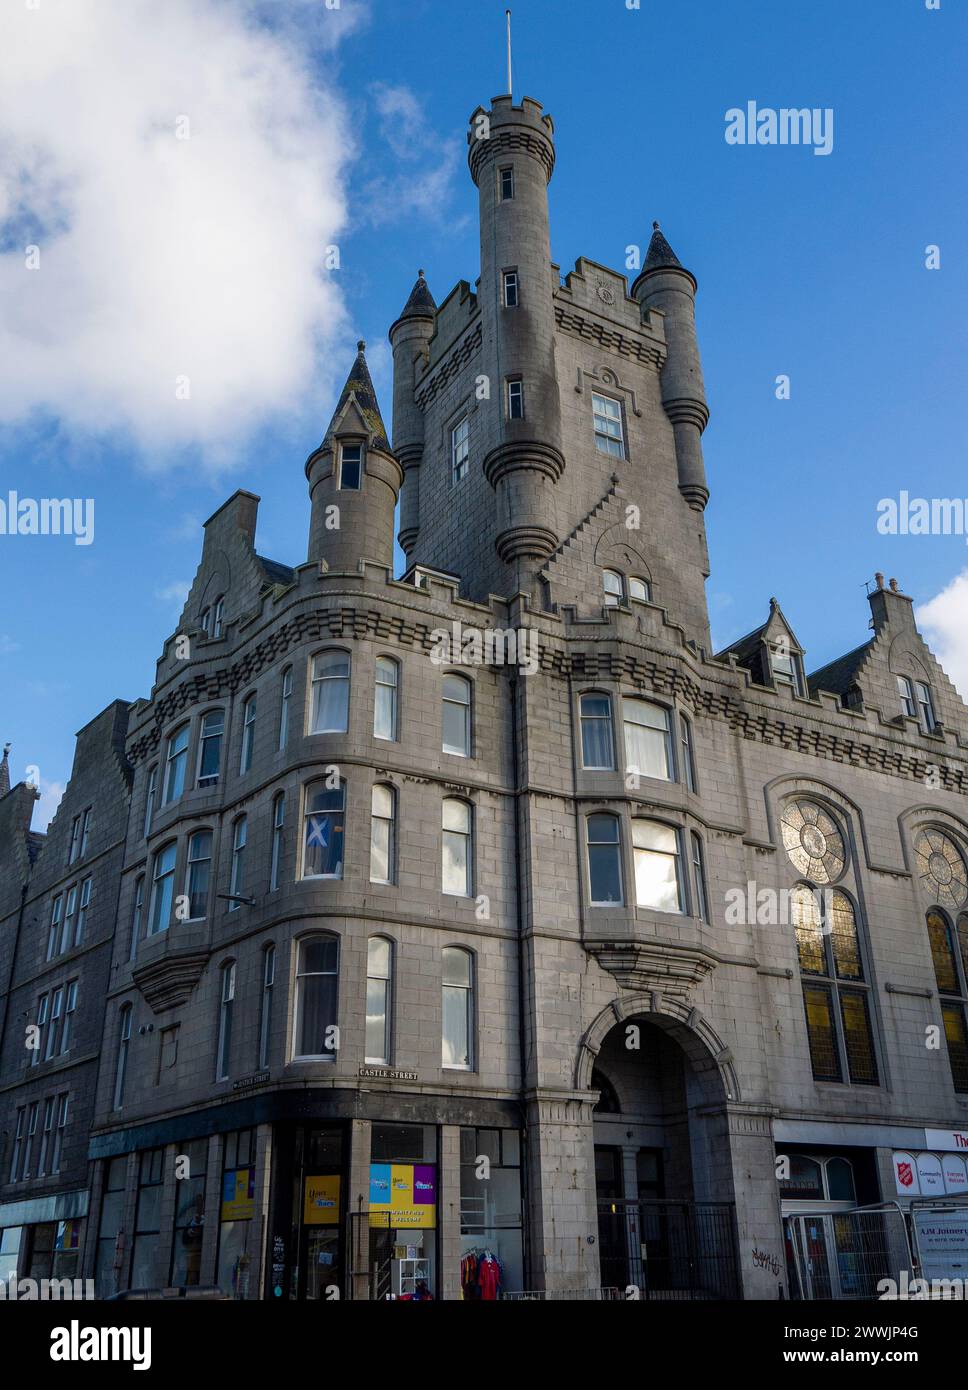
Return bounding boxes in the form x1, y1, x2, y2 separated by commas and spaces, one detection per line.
914, 828, 968, 912
690, 832, 709, 922
200, 606, 212, 637
229, 816, 247, 910
374, 657, 399, 741
370, 784, 396, 885
680, 713, 698, 792
186, 830, 213, 920
240, 693, 257, 774
442, 798, 472, 896
148, 842, 177, 935
826, 1157, 856, 1202
624, 699, 674, 782
293, 935, 339, 1060
366, 937, 393, 1065
442, 947, 474, 1070
442, 674, 472, 757
925, 909, 968, 1093
279, 666, 293, 749
258, 946, 275, 1072
113, 1005, 132, 1111
628, 576, 651, 604
270, 793, 285, 891
310, 650, 351, 734
633, 820, 683, 912
163, 723, 189, 804
579, 693, 614, 770
793, 886, 878, 1086
216, 962, 236, 1081
602, 570, 623, 606
197, 710, 224, 788
586, 813, 623, 906
143, 766, 157, 838
129, 876, 144, 960
591, 1068, 621, 1114
302, 780, 345, 879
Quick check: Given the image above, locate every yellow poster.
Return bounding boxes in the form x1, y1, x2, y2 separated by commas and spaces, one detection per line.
304, 1174, 341, 1226
368, 1163, 436, 1228
220, 1167, 255, 1221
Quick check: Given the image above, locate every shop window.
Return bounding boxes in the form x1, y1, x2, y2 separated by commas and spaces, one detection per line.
169, 1138, 208, 1288
217, 1129, 257, 1300
130, 1148, 165, 1291
586, 813, 623, 906
794, 886, 878, 1086
579, 692, 615, 770
293, 935, 339, 1061
26, 1219, 82, 1284
777, 1155, 824, 1202
0, 1226, 22, 1282
459, 1127, 524, 1299
826, 1157, 856, 1203
369, 1124, 437, 1300
94, 1156, 127, 1298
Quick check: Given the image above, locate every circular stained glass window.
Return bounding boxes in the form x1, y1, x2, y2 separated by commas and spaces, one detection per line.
780, 801, 846, 883
914, 829, 968, 911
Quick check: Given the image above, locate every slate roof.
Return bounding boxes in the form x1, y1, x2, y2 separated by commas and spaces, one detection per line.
643, 222, 683, 273
319, 342, 391, 455
807, 641, 873, 698
397, 270, 437, 322
257, 555, 296, 589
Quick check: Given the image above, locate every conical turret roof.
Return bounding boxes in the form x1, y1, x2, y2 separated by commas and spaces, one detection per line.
320, 340, 391, 454
0, 743, 9, 798
643, 221, 683, 273
398, 269, 436, 321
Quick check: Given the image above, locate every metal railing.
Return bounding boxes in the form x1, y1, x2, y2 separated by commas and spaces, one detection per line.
596, 1198, 740, 1300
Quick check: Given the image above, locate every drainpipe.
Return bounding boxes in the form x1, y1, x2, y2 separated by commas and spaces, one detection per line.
507, 669, 531, 1287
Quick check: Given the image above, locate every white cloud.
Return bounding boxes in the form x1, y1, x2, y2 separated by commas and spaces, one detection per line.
0, 0, 358, 466
156, 580, 192, 606
917, 569, 968, 701
359, 82, 464, 227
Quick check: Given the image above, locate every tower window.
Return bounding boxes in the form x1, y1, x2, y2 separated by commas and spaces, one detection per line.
338, 442, 363, 490
915, 681, 937, 733
592, 393, 624, 458
451, 418, 469, 486
502, 270, 519, 307
507, 379, 524, 420
499, 166, 514, 201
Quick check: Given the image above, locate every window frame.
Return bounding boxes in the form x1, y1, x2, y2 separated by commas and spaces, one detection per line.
301, 779, 345, 881
338, 440, 364, 491
632, 818, 685, 914
586, 811, 624, 907
451, 417, 470, 487
793, 884, 880, 1087
591, 391, 625, 459
442, 673, 472, 757
279, 666, 293, 750
310, 648, 351, 736
258, 945, 275, 1072
215, 961, 236, 1081
270, 792, 285, 892
240, 693, 257, 775
441, 945, 475, 1072
185, 829, 214, 921
365, 936, 394, 1065
579, 691, 616, 771
502, 268, 519, 308
196, 709, 225, 788
148, 841, 177, 936
374, 656, 399, 741
506, 378, 524, 420
228, 816, 248, 911
163, 722, 190, 805
370, 783, 396, 886
442, 797, 473, 898
292, 933, 340, 1063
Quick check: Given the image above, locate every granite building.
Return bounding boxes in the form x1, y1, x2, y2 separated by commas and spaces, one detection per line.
2, 91, 968, 1302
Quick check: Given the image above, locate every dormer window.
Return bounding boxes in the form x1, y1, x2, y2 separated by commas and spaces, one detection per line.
338, 442, 363, 490
769, 642, 804, 696
899, 676, 936, 732
603, 570, 623, 606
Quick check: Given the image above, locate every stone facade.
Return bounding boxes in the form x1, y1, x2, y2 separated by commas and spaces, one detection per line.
2, 91, 967, 1302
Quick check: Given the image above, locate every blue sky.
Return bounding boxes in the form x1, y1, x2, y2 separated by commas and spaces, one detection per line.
1, 0, 966, 825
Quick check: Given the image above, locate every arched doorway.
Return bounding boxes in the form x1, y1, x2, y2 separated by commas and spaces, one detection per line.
588, 1012, 739, 1298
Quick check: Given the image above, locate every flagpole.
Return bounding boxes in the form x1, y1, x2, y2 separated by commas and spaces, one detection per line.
506, 9, 512, 97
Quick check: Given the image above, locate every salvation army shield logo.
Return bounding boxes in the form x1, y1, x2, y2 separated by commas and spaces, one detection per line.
897, 1161, 914, 1188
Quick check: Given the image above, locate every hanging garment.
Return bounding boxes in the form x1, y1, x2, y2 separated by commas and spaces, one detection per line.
478, 1254, 501, 1300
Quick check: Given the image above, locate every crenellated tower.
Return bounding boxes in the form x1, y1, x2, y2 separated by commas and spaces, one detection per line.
468, 95, 565, 584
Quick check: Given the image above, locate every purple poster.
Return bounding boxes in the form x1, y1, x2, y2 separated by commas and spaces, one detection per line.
413, 1165, 436, 1206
